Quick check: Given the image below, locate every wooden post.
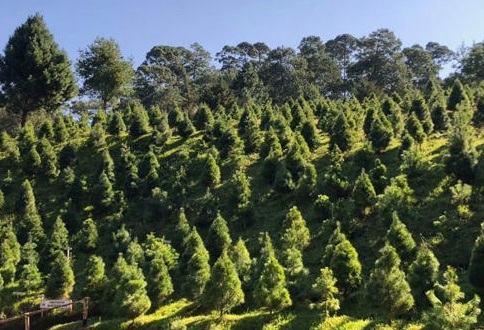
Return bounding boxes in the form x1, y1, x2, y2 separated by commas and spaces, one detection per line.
82, 297, 89, 328
24, 313, 30, 330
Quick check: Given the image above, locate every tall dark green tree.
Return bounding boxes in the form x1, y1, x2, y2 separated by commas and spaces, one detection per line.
0, 224, 21, 283
207, 212, 232, 261
76, 37, 134, 110
203, 251, 245, 316
385, 211, 416, 264
45, 251, 75, 299
468, 222, 484, 291
311, 267, 340, 318
367, 243, 414, 319
0, 14, 77, 125
328, 235, 362, 296
408, 244, 440, 310
17, 179, 45, 244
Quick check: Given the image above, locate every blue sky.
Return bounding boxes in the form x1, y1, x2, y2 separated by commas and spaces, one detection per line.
1, 0, 484, 67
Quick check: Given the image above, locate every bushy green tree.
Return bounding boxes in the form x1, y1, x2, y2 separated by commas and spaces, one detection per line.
0, 224, 21, 283
411, 93, 434, 134
368, 116, 393, 153
79, 255, 107, 312
329, 113, 356, 152
193, 104, 215, 131
230, 238, 252, 284
203, 251, 245, 316
468, 222, 484, 290
38, 137, 59, 178
386, 211, 416, 264
352, 168, 377, 216
282, 206, 311, 252
367, 243, 414, 319
311, 267, 340, 318
329, 235, 362, 296
255, 244, 292, 313
423, 266, 480, 330
445, 102, 478, 183
129, 103, 151, 137
110, 254, 151, 318
45, 251, 75, 299
201, 153, 221, 187
17, 179, 45, 244
406, 112, 426, 145
447, 79, 469, 112
207, 212, 232, 261
0, 14, 77, 125
108, 111, 127, 136
48, 215, 69, 258
181, 227, 211, 299
408, 244, 440, 310
74, 218, 98, 253
76, 37, 133, 110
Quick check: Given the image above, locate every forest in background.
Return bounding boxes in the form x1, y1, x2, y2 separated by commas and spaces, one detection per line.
1, 13, 484, 330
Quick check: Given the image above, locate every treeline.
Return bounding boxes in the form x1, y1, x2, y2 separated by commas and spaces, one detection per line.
0, 13, 484, 329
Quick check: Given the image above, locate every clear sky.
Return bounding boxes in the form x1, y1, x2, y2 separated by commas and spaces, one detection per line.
1, 0, 484, 67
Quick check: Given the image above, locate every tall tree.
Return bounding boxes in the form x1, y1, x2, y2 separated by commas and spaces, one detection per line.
468, 222, 484, 291
311, 267, 340, 318
367, 243, 414, 319
45, 251, 75, 299
17, 179, 45, 244
76, 37, 134, 110
408, 244, 440, 310
0, 14, 77, 126
207, 211, 232, 261
203, 251, 245, 316
385, 211, 416, 264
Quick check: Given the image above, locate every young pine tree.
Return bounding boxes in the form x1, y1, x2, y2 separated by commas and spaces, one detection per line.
17, 179, 45, 244
201, 153, 221, 187
367, 243, 414, 319
329, 236, 362, 297
230, 238, 252, 285
423, 266, 480, 330
385, 211, 416, 265
468, 222, 484, 291
255, 246, 292, 313
408, 244, 440, 310
352, 168, 377, 217
181, 227, 211, 299
45, 251, 75, 299
311, 267, 340, 318
203, 251, 245, 316
207, 212, 232, 261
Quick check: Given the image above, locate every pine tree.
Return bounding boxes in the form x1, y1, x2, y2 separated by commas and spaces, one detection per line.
110, 254, 151, 318
230, 238, 252, 284
406, 112, 426, 145
49, 215, 69, 258
147, 256, 174, 308
423, 266, 480, 330
0, 14, 77, 125
408, 244, 439, 310
468, 222, 484, 290
93, 170, 115, 212
54, 114, 69, 143
352, 168, 377, 217
38, 137, 59, 178
207, 212, 232, 261
447, 79, 469, 112
322, 222, 346, 267
181, 227, 211, 299
311, 267, 340, 318
367, 243, 414, 319
80, 255, 107, 312
74, 218, 98, 253
17, 179, 45, 244
385, 211, 416, 264
19, 261, 43, 293
201, 153, 221, 187
329, 113, 356, 152
177, 111, 195, 138
39, 119, 55, 140
411, 93, 434, 134
300, 119, 319, 151
282, 206, 311, 252
369, 158, 388, 194
329, 237, 362, 296
175, 207, 191, 250
431, 95, 451, 132
108, 111, 127, 136
101, 149, 115, 182
203, 251, 245, 316
227, 170, 252, 225
193, 103, 215, 131
445, 102, 478, 183
368, 116, 393, 153
0, 224, 21, 283
45, 251, 75, 299
255, 247, 292, 313
23, 145, 42, 176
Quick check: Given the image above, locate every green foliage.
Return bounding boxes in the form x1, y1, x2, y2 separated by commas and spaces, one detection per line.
193, 104, 215, 131
408, 244, 440, 310
352, 168, 377, 216
311, 267, 340, 318
329, 113, 356, 152
410, 94, 433, 134
207, 212, 232, 261
17, 179, 45, 244
181, 227, 211, 299
110, 254, 151, 318
45, 251, 75, 299
468, 222, 484, 290
368, 116, 393, 153
423, 266, 481, 330
329, 236, 362, 296
129, 103, 151, 137
48, 215, 69, 257
0, 14, 77, 125
79, 255, 107, 312
230, 238, 252, 284
203, 251, 245, 316
255, 241, 292, 312
367, 243, 414, 318
76, 37, 134, 109
201, 153, 221, 187
385, 211, 416, 263
447, 79, 469, 111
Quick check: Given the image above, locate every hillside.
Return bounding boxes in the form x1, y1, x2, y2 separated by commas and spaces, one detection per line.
1, 84, 484, 329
